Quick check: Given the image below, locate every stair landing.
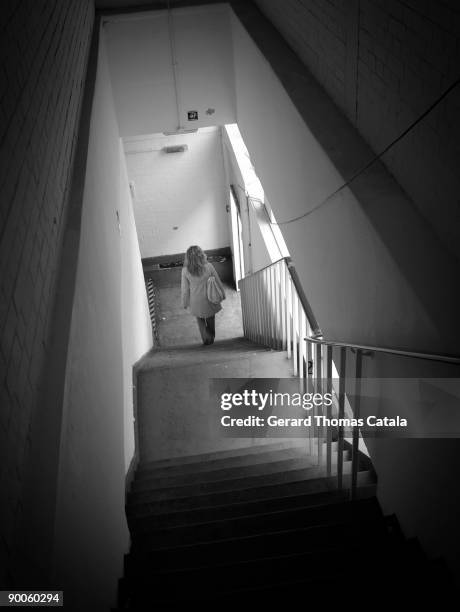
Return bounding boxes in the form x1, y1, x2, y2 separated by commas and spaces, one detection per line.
155, 279, 244, 347
136, 338, 296, 463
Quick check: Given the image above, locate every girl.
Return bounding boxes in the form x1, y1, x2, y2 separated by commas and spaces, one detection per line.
181, 245, 226, 345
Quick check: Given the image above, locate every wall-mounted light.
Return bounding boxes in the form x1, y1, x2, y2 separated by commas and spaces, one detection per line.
162, 145, 188, 153
162, 129, 197, 136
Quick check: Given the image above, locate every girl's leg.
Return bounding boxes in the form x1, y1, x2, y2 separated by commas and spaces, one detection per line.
205, 316, 216, 343
196, 317, 210, 344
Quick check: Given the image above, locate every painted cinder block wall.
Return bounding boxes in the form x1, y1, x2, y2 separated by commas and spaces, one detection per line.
124, 128, 230, 258
0, 0, 94, 586
53, 35, 152, 611
253, 0, 460, 262
0, 4, 152, 607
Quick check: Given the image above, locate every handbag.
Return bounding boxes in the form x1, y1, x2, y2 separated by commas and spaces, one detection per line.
207, 276, 225, 304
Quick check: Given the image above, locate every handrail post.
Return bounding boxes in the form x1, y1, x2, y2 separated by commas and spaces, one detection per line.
351, 349, 362, 500
269, 266, 275, 347
305, 338, 312, 454
326, 345, 333, 477
280, 262, 287, 350
286, 267, 292, 359
248, 275, 254, 342
337, 347, 346, 490
299, 310, 305, 381
316, 342, 323, 466
275, 262, 282, 349
293, 291, 298, 377
262, 269, 269, 346
252, 274, 259, 342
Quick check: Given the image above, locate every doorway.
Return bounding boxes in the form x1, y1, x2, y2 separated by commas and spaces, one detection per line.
229, 184, 245, 288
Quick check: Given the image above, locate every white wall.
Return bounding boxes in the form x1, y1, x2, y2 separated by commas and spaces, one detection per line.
53, 34, 152, 611
124, 127, 230, 258
119, 142, 153, 471
254, 0, 460, 263
104, 4, 236, 136
230, 11, 460, 356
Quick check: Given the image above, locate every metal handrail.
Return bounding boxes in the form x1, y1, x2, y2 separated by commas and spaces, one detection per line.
240, 256, 321, 335
303, 335, 460, 499
305, 336, 460, 365
243, 258, 460, 365
285, 257, 321, 336
242, 256, 286, 275
240, 256, 460, 502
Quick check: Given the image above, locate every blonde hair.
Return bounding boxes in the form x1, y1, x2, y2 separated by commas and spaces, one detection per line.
184, 245, 207, 276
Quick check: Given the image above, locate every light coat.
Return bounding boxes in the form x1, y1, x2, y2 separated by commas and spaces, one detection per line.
181, 262, 226, 318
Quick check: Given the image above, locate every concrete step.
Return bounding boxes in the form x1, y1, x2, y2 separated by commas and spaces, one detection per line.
122, 540, 448, 608
119, 534, 454, 609
128, 458, 363, 504
135, 441, 344, 480
128, 486, 365, 529
137, 337, 284, 372
128, 517, 389, 575
126, 470, 375, 516
132, 450, 351, 492
136, 440, 310, 474
129, 496, 382, 552
124, 529, 402, 602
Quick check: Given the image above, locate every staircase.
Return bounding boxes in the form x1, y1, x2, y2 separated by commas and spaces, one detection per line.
115, 441, 450, 609
114, 258, 456, 609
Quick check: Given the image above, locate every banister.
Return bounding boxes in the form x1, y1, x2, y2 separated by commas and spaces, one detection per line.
285, 257, 321, 336
240, 256, 322, 336
240, 258, 460, 365
239, 256, 459, 503
304, 336, 460, 365
239, 257, 286, 277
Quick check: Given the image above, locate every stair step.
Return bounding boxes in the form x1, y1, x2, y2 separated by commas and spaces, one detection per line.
124, 532, 402, 602
126, 470, 375, 516
135, 444, 322, 481
131, 451, 351, 492
137, 440, 310, 474
130, 495, 381, 549
128, 459, 363, 504
129, 496, 382, 555
128, 519, 389, 577
128, 486, 373, 529
123, 546, 450, 608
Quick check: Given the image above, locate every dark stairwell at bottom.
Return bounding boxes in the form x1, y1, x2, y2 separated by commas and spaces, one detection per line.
116, 267, 453, 608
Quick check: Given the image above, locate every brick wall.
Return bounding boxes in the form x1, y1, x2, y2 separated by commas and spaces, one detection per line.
251, 0, 350, 110
253, 0, 460, 260
0, 0, 94, 584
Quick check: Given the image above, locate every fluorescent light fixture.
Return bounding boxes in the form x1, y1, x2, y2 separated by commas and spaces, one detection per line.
162, 128, 198, 135
163, 145, 188, 153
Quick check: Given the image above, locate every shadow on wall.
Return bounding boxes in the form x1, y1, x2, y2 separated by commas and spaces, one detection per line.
231, 4, 460, 355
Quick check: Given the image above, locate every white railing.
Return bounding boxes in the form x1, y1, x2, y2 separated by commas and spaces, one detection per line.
239, 258, 338, 485
239, 257, 460, 499
239, 257, 321, 377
